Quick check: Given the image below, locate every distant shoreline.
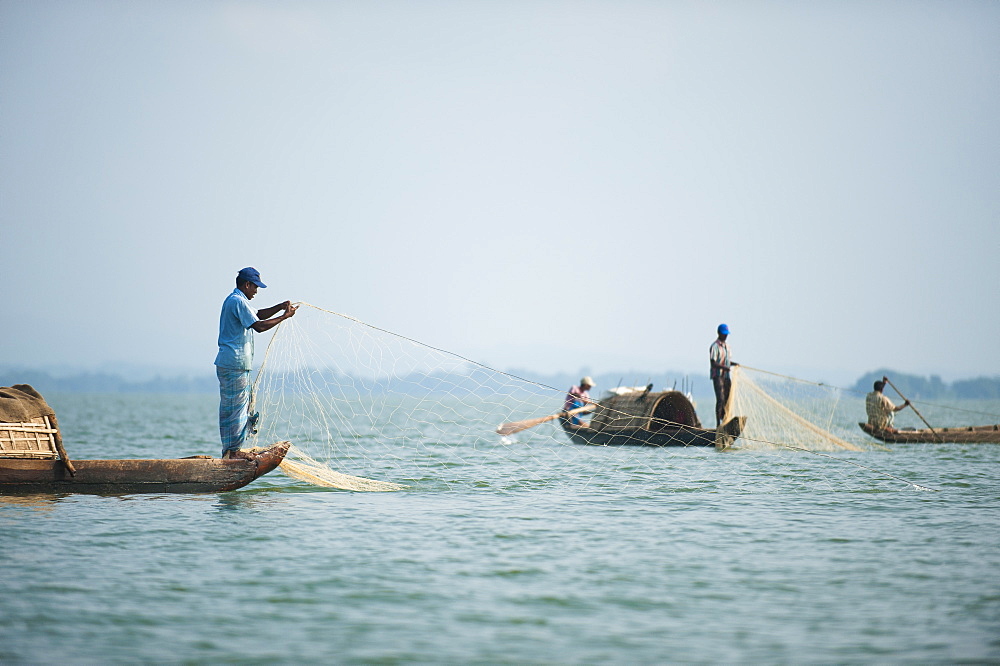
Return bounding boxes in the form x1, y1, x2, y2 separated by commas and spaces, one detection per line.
2, 366, 998, 400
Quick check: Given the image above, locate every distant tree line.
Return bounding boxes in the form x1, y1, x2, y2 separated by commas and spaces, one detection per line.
852, 369, 1000, 400
3, 366, 999, 400
0, 366, 711, 398
0, 368, 217, 394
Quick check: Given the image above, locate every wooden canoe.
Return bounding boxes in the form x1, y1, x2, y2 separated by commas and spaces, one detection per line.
858, 422, 1000, 444
562, 415, 746, 448
560, 388, 746, 449
0, 441, 290, 494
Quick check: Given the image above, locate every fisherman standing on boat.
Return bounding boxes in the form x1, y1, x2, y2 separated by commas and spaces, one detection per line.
865, 377, 910, 432
215, 267, 297, 460
710, 324, 738, 427
562, 376, 596, 427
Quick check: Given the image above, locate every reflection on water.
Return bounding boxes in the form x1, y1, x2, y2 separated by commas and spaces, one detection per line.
0, 492, 61, 512
212, 488, 293, 513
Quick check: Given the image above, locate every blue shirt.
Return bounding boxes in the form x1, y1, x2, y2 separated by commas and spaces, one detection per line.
214, 288, 258, 370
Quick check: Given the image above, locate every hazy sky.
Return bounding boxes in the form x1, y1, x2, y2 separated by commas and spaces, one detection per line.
2, 1, 998, 383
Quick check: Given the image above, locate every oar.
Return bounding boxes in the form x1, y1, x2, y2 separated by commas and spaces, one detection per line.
885, 377, 943, 443
496, 403, 596, 436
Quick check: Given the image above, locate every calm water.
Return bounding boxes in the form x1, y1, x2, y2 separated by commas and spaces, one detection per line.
2, 393, 999, 664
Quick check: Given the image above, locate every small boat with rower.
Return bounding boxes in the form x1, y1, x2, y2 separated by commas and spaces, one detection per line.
858, 422, 1000, 444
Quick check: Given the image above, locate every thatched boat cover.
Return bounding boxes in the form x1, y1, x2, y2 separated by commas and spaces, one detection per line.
0, 385, 55, 423
590, 389, 702, 432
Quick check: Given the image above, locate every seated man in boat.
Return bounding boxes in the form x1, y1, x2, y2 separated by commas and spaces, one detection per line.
215, 267, 298, 460
562, 376, 595, 427
865, 378, 910, 432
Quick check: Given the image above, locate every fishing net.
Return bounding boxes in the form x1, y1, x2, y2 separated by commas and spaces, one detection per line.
728, 368, 871, 452
245, 304, 952, 493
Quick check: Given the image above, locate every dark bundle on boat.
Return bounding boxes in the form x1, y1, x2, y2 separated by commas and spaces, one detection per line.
562, 386, 745, 449
591, 387, 702, 431
1, 384, 288, 494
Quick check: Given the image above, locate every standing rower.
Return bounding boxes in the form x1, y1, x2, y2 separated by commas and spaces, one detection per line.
709, 324, 738, 427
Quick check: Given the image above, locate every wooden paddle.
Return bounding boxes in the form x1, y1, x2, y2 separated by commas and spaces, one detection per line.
496, 403, 596, 436
885, 376, 943, 443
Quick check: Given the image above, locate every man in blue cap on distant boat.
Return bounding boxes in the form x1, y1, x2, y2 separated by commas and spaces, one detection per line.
215, 267, 297, 459
710, 324, 738, 427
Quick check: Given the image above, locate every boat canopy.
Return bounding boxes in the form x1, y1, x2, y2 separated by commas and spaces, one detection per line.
1, 384, 60, 460
591, 389, 702, 432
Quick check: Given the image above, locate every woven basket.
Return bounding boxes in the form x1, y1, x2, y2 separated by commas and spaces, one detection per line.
0, 415, 59, 459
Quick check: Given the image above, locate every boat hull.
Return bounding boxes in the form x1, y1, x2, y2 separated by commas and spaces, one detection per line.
859, 422, 1000, 444
562, 416, 745, 448
0, 441, 290, 494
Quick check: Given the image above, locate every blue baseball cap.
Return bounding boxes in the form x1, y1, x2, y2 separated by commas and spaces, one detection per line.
237, 267, 267, 288
718, 323, 730, 335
